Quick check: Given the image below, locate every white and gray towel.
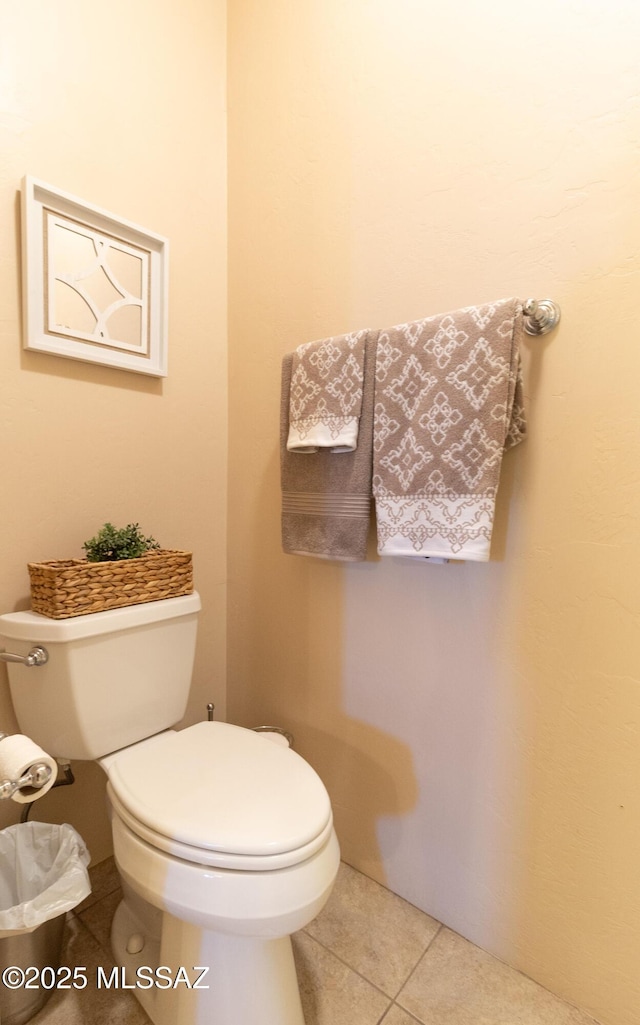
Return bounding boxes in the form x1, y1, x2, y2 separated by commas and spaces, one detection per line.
287, 330, 369, 452
372, 298, 526, 561
281, 299, 527, 563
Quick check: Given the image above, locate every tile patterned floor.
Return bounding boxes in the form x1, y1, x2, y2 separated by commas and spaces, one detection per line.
20, 858, 600, 1025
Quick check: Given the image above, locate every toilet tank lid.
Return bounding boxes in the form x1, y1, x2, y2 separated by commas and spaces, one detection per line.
0, 592, 201, 642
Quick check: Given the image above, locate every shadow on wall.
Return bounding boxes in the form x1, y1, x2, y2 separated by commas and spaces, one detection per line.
293, 719, 418, 881
228, 446, 419, 883
228, 341, 542, 893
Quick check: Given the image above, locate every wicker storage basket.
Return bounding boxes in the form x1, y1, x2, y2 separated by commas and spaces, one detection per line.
28, 550, 193, 619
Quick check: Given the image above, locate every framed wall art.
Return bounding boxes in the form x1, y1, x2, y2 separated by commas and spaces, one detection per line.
21, 176, 169, 377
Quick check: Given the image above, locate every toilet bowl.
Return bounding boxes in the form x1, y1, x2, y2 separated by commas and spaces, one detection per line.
0, 594, 340, 1025
101, 722, 340, 1025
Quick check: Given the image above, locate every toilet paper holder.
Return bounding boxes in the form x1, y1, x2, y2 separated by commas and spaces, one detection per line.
0, 733, 54, 800
0, 645, 49, 667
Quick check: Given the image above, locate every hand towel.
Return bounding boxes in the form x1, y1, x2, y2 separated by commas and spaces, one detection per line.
287, 329, 369, 452
373, 298, 526, 561
281, 332, 378, 560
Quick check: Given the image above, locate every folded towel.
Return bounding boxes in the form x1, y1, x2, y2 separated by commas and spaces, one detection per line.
281, 332, 378, 560
373, 298, 526, 561
287, 330, 369, 452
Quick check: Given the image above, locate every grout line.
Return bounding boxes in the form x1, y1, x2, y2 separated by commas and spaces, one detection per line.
423, 921, 444, 956
374, 1000, 394, 1025
74, 913, 112, 955
392, 922, 444, 1004
388, 1006, 425, 1024
297, 929, 397, 1002
299, 904, 446, 1004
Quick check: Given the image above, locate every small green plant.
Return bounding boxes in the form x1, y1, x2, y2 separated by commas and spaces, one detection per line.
82, 523, 161, 562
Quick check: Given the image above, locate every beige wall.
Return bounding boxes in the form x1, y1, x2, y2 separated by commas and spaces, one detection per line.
227, 3, 640, 1024
1, 4, 638, 1023
0, 0, 227, 859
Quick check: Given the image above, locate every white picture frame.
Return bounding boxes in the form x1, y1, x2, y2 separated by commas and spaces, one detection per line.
21, 176, 169, 377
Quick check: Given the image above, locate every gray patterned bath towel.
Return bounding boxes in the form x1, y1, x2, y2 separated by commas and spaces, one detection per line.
281, 332, 377, 560
373, 298, 526, 561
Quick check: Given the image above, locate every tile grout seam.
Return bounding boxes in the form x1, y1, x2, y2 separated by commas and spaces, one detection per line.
298, 921, 445, 1009
391, 922, 444, 1012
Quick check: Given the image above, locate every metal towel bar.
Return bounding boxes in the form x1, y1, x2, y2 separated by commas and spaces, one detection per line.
523, 298, 561, 335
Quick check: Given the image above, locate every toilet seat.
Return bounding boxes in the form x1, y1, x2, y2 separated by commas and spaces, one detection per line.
104, 721, 334, 872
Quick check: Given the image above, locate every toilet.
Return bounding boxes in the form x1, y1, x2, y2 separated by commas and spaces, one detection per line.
0, 593, 340, 1025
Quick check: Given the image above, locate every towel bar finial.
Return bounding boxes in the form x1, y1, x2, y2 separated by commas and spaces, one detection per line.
523, 298, 561, 336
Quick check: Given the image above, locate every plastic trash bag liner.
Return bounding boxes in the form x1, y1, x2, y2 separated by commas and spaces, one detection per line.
0, 822, 91, 936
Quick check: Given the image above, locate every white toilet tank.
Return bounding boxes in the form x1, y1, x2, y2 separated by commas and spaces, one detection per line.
0, 593, 201, 760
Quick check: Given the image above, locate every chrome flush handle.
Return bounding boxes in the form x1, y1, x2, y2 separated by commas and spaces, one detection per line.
0, 646, 49, 667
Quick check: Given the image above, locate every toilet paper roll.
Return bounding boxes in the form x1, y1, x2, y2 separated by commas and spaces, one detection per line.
0, 734, 58, 803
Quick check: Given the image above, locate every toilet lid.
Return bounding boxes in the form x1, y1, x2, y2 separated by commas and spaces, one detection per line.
106, 721, 332, 858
